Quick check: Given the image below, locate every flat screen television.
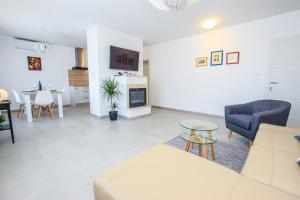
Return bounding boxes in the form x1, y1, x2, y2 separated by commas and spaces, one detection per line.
110, 46, 139, 71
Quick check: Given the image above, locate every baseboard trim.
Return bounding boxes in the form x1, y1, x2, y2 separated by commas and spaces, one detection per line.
152, 105, 224, 119
99, 113, 152, 120
121, 113, 152, 119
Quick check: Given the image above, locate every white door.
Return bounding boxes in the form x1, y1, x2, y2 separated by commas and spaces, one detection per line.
265, 35, 300, 128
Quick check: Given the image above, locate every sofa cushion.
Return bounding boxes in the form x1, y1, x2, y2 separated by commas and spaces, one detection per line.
229, 177, 300, 200
94, 143, 300, 200
241, 145, 272, 184
94, 144, 240, 200
227, 114, 252, 130
241, 145, 300, 197
255, 124, 300, 153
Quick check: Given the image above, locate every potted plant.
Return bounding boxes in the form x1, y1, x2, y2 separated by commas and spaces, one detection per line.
101, 77, 121, 121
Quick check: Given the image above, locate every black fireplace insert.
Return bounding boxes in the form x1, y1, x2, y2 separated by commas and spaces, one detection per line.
129, 88, 146, 108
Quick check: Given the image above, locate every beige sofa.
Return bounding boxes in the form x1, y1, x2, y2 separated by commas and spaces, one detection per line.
94, 124, 300, 200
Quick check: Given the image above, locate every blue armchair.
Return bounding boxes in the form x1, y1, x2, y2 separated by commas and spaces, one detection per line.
225, 100, 291, 142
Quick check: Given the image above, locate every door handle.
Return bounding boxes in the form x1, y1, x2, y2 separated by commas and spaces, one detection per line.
269, 82, 279, 84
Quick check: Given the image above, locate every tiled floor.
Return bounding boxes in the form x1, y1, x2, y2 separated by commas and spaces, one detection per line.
0, 104, 248, 200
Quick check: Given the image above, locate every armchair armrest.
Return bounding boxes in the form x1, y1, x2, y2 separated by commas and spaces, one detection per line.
251, 108, 289, 131
225, 102, 252, 115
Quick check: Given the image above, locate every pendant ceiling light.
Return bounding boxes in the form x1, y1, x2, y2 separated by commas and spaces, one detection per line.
148, 0, 197, 12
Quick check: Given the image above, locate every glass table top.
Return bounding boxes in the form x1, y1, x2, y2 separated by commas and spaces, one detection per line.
180, 119, 218, 131
180, 132, 217, 144
179, 119, 218, 145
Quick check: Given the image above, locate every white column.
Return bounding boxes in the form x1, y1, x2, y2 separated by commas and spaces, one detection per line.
24, 94, 32, 122
86, 25, 101, 117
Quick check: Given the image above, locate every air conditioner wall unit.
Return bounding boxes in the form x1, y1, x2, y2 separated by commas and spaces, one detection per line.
14, 37, 51, 53
14, 38, 38, 51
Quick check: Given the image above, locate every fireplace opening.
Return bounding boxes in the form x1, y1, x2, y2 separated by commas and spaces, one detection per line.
129, 88, 146, 108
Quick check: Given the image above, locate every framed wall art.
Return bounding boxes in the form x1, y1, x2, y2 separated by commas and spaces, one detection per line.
226, 51, 240, 64
210, 50, 223, 66
27, 56, 42, 71
195, 57, 208, 67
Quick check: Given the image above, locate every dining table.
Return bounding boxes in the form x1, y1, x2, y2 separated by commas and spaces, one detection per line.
22, 90, 64, 122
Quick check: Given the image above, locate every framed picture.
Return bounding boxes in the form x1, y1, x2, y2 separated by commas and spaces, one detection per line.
210, 50, 223, 66
195, 57, 208, 67
27, 56, 42, 71
226, 52, 240, 64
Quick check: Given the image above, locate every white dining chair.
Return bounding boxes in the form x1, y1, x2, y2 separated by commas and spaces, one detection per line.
34, 90, 54, 119
12, 90, 26, 119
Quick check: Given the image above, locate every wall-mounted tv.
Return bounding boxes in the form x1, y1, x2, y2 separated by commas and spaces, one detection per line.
110, 46, 139, 71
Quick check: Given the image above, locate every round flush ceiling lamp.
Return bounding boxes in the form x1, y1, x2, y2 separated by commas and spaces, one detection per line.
202, 19, 217, 29
148, 0, 197, 12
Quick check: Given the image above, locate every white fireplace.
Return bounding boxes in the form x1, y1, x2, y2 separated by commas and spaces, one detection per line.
115, 76, 151, 118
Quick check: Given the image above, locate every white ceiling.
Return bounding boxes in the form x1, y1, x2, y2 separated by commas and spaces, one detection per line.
0, 0, 300, 47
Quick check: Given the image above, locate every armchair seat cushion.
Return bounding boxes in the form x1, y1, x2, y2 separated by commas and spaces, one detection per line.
227, 114, 252, 130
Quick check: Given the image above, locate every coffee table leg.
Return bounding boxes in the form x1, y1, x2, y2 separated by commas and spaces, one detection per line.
210, 144, 215, 160
184, 141, 190, 152
207, 130, 215, 160
204, 145, 208, 159
191, 129, 195, 149
198, 144, 202, 157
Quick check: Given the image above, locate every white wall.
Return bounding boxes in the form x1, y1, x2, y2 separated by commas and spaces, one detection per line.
148, 10, 300, 116
87, 25, 144, 117
0, 35, 75, 110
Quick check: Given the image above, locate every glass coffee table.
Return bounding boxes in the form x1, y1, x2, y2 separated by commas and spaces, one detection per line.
180, 119, 218, 160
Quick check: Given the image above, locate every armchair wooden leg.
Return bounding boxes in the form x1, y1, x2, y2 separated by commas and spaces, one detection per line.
228, 129, 233, 138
